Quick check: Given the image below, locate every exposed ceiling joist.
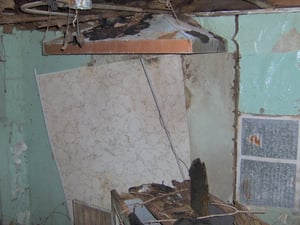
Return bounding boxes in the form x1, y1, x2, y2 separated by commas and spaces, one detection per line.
242, 0, 274, 8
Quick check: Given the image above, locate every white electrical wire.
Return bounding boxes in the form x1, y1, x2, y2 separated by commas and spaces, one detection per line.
140, 58, 188, 180
20, 1, 143, 16
20, 1, 72, 16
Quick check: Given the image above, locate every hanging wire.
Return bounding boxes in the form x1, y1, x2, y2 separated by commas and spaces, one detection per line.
41, 5, 52, 43
140, 58, 188, 180
66, 6, 72, 36
146, 202, 265, 224
158, 0, 178, 22
73, 9, 78, 27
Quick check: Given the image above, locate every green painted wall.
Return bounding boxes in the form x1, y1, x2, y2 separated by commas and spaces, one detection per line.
196, 12, 300, 224
0, 30, 30, 225
0, 29, 91, 225
197, 12, 300, 116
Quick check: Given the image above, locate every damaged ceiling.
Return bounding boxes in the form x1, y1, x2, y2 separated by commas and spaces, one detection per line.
1, 0, 299, 54
1, 0, 300, 30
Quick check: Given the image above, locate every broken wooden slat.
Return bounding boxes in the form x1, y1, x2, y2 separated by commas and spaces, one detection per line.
172, 180, 191, 205
268, 0, 300, 7
111, 190, 132, 225
0, 0, 15, 13
73, 199, 111, 225
0, 14, 101, 25
43, 38, 194, 54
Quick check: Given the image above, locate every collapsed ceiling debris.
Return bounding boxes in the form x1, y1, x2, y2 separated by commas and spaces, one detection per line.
1, 0, 300, 54
1, 0, 300, 30
111, 158, 269, 225
42, 13, 227, 54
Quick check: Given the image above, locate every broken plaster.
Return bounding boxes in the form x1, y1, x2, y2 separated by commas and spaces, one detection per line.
272, 28, 300, 53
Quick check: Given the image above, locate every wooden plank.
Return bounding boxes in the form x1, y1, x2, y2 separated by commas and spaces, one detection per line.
73, 199, 111, 225
111, 190, 132, 225
0, 14, 57, 24
0, 14, 100, 25
0, 0, 14, 12
241, 0, 273, 8
268, 0, 300, 7
43, 39, 193, 55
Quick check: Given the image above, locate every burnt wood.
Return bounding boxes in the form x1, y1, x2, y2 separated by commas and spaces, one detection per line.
189, 158, 209, 217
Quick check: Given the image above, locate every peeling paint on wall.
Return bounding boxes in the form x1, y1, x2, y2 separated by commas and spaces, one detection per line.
8, 122, 30, 225
17, 210, 30, 225
10, 141, 28, 200
272, 28, 300, 53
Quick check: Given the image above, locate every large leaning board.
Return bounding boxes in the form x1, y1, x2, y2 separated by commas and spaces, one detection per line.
36, 56, 190, 215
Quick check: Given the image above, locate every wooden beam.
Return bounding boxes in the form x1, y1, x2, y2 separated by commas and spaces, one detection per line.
241, 0, 273, 8
0, 0, 14, 12
0, 14, 64, 25
43, 38, 194, 55
268, 0, 300, 7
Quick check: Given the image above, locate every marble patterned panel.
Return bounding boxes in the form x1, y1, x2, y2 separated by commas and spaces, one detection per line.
37, 56, 190, 215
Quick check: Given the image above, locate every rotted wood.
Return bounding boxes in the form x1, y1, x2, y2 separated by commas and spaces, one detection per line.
268, 0, 300, 7
0, 14, 60, 25
189, 158, 209, 217
127, 0, 257, 12
111, 190, 132, 225
115, 181, 270, 225
73, 199, 111, 225
43, 39, 194, 55
0, 0, 15, 12
37, 14, 101, 29
0, 14, 101, 26
128, 183, 193, 225
172, 180, 191, 205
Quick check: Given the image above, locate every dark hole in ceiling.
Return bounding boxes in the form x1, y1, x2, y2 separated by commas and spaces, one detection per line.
83, 13, 152, 40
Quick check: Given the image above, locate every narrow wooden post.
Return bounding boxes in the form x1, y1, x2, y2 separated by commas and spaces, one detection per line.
189, 158, 209, 217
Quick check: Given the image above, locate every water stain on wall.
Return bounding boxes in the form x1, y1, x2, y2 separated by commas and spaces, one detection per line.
144, 57, 160, 67
272, 28, 300, 53
184, 86, 192, 110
